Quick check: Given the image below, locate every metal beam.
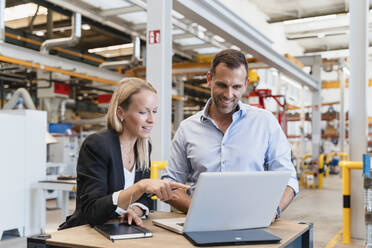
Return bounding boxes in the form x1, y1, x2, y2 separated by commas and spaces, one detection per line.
132, 23, 147, 31
127, 0, 226, 50
0, 42, 122, 83
180, 43, 213, 50
44, 0, 140, 37
268, 11, 349, 24
173, 0, 320, 90
100, 5, 143, 17
172, 18, 226, 50
173, 32, 195, 40
43, 0, 191, 60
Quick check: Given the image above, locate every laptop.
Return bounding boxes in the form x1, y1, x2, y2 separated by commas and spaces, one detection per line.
152, 171, 291, 246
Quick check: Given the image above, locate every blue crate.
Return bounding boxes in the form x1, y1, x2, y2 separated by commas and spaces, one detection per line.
49, 123, 73, 134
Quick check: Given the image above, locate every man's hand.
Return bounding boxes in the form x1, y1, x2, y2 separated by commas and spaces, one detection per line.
271, 186, 295, 223
271, 207, 280, 223
166, 188, 192, 213
119, 206, 143, 226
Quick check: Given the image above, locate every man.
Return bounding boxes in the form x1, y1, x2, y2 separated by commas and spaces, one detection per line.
163, 49, 298, 218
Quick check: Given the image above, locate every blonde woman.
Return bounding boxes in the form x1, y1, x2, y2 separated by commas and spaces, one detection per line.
59, 78, 188, 229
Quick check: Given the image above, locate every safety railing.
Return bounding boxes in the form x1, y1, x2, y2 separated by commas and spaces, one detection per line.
300, 153, 326, 189
339, 160, 363, 244
318, 154, 325, 189
299, 153, 314, 188
300, 153, 348, 189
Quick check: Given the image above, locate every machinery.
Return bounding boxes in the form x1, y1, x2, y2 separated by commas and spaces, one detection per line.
48, 134, 79, 178
245, 70, 288, 135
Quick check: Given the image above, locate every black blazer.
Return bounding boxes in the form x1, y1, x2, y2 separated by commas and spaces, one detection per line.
59, 128, 152, 229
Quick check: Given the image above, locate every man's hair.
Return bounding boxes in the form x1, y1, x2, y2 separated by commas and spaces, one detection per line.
210, 49, 249, 81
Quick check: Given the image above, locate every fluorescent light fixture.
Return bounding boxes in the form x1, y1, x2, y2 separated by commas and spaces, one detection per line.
35, 31, 44, 36
230, 45, 241, 51
317, 33, 325, 38
194, 47, 220, 54
119, 11, 147, 24
82, 24, 91, 30
176, 37, 204, 46
198, 25, 207, 32
283, 14, 337, 25
5, 3, 47, 22
80, 0, 130, 10
172, 10, 184, 19
88, 43, 134, 53
172, 29, 184, 35
213, 35, 225, 43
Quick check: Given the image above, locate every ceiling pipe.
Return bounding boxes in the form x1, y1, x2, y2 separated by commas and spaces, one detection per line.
131, 35, 141, 64
40, 12, 82, 54
3, 88, 36, 110
99, 60, 130, 69
99, 35, 141, 69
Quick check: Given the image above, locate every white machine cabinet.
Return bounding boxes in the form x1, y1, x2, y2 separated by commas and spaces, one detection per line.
0, 110, 46, 237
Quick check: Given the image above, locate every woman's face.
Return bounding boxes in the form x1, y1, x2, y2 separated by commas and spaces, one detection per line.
118, 89, 158, 139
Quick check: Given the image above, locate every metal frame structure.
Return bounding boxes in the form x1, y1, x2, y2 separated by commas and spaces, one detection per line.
172, 0, 320, 90
0, 42, 122, 85
39, 0, 320, 91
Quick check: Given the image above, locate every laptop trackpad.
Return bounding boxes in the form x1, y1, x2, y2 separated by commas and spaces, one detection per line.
183, 228, 281, 246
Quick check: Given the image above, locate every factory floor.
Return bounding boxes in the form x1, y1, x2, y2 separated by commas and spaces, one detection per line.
0, 174, 364, 248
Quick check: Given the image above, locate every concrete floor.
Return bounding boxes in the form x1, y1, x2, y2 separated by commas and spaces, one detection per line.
0, 174, 364, 248
282, 175, 363, 248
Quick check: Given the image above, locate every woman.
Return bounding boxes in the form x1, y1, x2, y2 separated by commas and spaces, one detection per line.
59, 77, 188, 229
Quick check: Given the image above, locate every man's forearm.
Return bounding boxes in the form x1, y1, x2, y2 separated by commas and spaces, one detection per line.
279, 186, 295, 212
166, 189, 192, 213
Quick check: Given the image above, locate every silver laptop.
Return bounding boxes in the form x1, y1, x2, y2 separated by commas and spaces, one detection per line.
152, 171, 290, 235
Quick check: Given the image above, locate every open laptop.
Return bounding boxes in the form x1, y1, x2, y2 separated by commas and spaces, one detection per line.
152, 171, 291, 246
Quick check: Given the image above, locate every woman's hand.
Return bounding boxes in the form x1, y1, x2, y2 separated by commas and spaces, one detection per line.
139, 179, 190, 201
119, 206, 144, 226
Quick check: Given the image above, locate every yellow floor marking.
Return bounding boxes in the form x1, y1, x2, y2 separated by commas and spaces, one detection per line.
325, 230, 342, 248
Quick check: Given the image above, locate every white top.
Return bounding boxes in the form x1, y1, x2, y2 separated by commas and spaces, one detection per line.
124, 164, 136, 190
112, 163, 149, 217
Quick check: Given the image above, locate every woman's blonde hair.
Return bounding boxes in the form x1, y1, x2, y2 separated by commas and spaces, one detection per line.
107, 77, 157, 171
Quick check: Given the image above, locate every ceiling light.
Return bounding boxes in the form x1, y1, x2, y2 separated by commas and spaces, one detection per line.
317, 33, 325, 38
82, 24, 91, 30
35, 31, 44, 36
230, 45, 241, 51
172, 10, 184, 19
88, 43, 134, 53
213, 35, 225, 43
283, 14, 337, 25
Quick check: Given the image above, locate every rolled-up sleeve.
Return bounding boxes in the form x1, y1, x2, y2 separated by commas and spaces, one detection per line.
162, 125, 190, 184
265, 116, 299, 195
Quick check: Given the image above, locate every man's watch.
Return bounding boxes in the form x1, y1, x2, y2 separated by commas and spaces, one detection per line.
275, 206, 281, 219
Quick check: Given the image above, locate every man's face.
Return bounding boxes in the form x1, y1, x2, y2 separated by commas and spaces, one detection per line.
207, 63, 248, 115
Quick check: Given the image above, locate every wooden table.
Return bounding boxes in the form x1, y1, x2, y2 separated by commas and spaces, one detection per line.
27, 212, 312, 248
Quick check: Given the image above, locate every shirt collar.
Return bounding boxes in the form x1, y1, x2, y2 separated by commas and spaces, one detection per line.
200, 98, 247, 122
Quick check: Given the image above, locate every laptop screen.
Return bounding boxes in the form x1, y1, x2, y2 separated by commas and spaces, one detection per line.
183, 171, 290, 232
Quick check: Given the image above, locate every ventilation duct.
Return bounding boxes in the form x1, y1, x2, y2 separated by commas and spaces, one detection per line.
40, 12, 81, 54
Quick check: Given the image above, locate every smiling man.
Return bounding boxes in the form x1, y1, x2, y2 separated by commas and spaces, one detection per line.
163, 49, 298, 219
